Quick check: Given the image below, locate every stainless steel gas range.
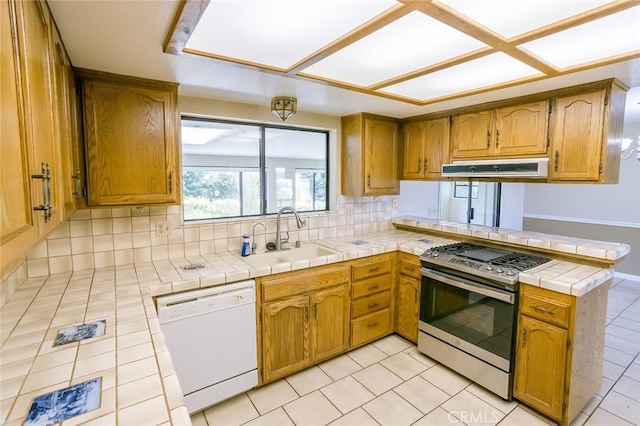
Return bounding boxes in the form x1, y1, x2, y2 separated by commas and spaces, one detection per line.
418, 242, 551, 400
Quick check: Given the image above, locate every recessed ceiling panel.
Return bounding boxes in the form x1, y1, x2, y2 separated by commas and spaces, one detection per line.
185, 0, 398, 70
520, 6, 640, 69
300, 11, 487, 87
435, 0, 615, 39
379, 53, 543, 101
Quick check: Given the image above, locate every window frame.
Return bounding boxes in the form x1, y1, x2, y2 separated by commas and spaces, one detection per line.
181, 115, 330, 222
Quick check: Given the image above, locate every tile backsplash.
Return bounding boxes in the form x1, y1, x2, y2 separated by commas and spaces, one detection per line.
1, 196, 395, 307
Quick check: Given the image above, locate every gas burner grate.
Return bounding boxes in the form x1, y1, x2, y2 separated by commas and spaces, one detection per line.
432, 242, 483, 254
489, 253, 551, 271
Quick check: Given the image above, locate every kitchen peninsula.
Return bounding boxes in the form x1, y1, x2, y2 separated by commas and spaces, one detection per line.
0, 218, 629, 425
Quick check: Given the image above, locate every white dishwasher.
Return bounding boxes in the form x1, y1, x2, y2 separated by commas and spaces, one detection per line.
157, 280, 257, 414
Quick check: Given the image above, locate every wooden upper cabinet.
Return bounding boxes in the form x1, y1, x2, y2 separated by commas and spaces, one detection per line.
494, 102, 549, 156
17, 0, 64, 235
452, 101, 549, 159
341, 113, 399, 196
78, 70, 180, 206
1, 0, 38, 276
548, 82, 626, 183
451, 110, 493, 158
51, 26, 84, 216
402, 117, 450, 180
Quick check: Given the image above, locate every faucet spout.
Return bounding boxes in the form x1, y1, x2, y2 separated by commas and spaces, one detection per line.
275, 207, 305, 251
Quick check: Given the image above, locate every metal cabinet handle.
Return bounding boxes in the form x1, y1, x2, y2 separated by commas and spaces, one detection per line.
368, 284, 380, 290
369, 266, 381, 273
32, 162, 52, 222
495, 129, 500, 147
554, 150, 559, 171
417, 158, 422, 172
368, 301, 380, 308
367, 321, 380, 328
169, 171, 173, 194
403, 265, 415, 272
486, 130, 491, 147
367, 174, 371, 188
532, 305, 556, 315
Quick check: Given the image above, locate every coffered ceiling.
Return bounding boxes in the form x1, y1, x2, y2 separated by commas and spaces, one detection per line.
166, 0, 640, 106
48, 0, 640, 121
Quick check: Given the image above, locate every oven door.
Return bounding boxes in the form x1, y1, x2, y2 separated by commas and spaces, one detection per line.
419, 268, 517, 372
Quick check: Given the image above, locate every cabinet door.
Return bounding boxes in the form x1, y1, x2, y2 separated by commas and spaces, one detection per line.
396, 276, 419, 343
402, 121, 425, 179
82, 78, 179, 205
451, 111, 492, 158
424, 117, 450, 177
514, 315, 567, 421
494, 101, 549, 157
549, 90, 606, 181
1, 0, 38, 275
51, 29, 83, 216
311, 284, 350, 363
17, 0, 63, 234
262, 295, 309, 382
364, 118, 398, 195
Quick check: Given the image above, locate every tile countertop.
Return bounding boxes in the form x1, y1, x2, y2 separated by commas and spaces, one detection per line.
0, 227, 622, 425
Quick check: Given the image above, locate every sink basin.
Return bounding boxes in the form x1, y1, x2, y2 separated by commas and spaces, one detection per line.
239, 244, 339, 268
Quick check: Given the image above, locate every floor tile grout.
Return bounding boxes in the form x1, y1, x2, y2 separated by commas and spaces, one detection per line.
193, 279, 640, 426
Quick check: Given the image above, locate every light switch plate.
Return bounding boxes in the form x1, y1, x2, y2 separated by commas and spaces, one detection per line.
156, 221, 172, 237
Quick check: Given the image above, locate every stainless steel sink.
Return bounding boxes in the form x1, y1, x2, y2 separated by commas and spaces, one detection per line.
239, 244, 339, 268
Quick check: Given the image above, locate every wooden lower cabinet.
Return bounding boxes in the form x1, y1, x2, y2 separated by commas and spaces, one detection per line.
262, 295, 309, 382
258, 264, 350, 384
514, 315, 568, 418
396, 253, 421, 343
350, 253, 396, 347
514, 283, 611, 424
311, 286, 350, 362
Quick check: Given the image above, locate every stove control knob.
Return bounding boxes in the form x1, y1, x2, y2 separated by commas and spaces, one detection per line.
485, 264, 494, 271
506, 269, 516, 276
432, 251, 439, 258
496, 267, 505, 274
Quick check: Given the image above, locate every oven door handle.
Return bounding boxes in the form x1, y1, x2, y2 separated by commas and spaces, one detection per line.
422, 269, 515, 304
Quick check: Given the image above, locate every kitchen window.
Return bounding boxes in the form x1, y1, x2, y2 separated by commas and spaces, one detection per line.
181, 117, 329, 221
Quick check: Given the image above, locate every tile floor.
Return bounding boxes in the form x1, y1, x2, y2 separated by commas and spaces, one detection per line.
191, 278, 640, 426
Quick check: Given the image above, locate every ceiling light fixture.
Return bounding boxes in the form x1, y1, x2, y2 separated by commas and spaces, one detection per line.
271, 96, 297, 121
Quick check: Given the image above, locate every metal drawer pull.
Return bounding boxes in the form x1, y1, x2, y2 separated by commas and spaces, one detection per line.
403, 265, 415, 271
368, 301, 380, 308
368, 266, 381, 272
367, 321, 380, 328
368, 284, 380, 290
532, 305, 556, 315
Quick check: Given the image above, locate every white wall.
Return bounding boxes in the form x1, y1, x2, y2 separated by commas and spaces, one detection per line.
523, 122, 640, 225
397, 181, 440, 218
499, 183, 525, 230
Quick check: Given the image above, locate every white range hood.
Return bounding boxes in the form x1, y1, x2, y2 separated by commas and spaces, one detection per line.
441, 158, 549, 178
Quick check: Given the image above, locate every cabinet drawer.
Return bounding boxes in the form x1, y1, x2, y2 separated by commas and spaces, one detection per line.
351, 274, 392, 299
351, 290, 391, 318
351, 309, 392, 347
261, 264, 350, 301
352, 256, 392, 281
399, 255, 421, 279
521, 287, 572, 329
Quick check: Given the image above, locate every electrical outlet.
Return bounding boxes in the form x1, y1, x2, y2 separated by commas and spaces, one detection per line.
345, 209, 353, 217
391, 197, 398, 209
156, 221, 172, 237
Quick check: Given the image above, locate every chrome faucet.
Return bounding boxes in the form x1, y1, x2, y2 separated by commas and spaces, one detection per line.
275, 207, 306, 251
251, 222, 266, 255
